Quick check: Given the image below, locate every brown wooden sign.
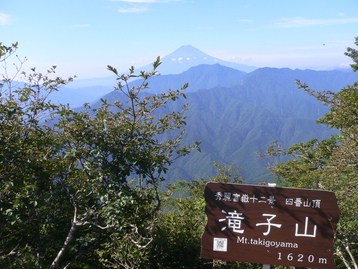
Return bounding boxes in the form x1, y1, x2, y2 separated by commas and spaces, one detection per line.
201, 183, 340, 268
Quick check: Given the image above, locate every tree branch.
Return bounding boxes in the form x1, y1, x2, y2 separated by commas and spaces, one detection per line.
345, 243, 358, 269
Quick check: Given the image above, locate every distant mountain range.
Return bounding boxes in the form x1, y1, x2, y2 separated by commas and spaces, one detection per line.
87, 64, 357, 183
51, 46, 358, 183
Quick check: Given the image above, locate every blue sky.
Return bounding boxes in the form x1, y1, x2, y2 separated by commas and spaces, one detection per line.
1, 0, 358, 79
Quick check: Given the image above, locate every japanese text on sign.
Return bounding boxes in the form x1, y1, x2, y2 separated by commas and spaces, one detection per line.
215, 191, 322, 208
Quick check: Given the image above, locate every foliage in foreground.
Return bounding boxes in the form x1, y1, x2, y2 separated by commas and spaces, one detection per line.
0, 42, 198, 268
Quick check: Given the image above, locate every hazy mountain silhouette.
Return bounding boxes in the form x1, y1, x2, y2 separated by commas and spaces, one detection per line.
125, 64, 247, 94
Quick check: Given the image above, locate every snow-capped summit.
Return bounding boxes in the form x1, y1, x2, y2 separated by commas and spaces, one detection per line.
142, 45, 257, 75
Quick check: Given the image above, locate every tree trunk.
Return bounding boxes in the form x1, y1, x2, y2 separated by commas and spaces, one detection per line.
49, 222, 77, 269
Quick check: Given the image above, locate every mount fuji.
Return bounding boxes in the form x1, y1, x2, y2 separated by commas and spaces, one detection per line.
68, 45, 256, 89
139, 45, 257, 75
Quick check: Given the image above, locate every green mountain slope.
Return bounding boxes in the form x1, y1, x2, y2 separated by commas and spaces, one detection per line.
93, 65, 357, 183
168, 87, 337, 183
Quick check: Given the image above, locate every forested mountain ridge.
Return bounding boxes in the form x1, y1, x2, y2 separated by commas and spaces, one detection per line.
93, 64, 357, 182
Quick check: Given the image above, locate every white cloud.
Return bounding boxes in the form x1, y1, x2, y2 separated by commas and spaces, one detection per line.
118, 6, 148, 13
272, 17, 358, 28
111, 0, 181, 2
112, 0, 181, 14
0, 12, 11, 25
